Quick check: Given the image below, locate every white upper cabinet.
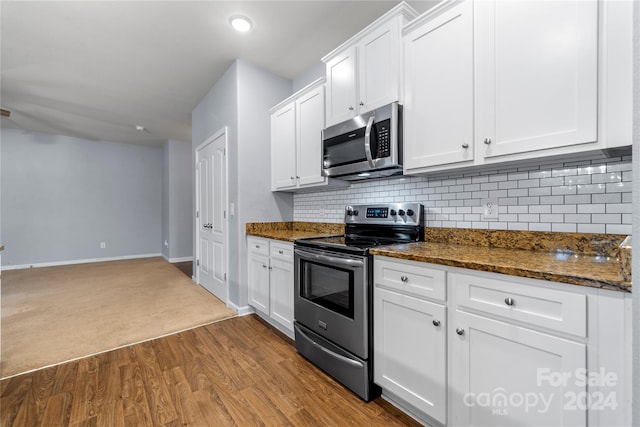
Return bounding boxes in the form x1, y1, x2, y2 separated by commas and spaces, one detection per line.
475, 0, 598, 159
403, 0, 633, 175
323, 3, 418, 126
325, 46, 358, 125
296, 83, 327, 187
270, 78, 346, 192
271, 103, 297, 190
403, 0, 474, 172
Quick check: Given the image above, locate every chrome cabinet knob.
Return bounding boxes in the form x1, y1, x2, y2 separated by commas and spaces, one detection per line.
456, 328, 465, 336
359, 101, 364, 106
433, 320, 441, 327
348, 106, 354, 111
278, 250, 283, 254
484, 138, 492, 145
505, 297, 515, 306
400, 276, 408, 283
462, 143, 469, 149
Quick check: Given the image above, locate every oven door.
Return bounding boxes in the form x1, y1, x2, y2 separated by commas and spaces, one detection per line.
294, 246, 368, 359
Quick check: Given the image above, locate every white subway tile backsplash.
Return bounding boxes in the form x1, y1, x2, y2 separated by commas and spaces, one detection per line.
293, 156, 632, 234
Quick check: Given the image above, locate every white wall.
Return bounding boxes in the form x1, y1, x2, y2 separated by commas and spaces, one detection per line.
1, 129, 162, 267
162, 139, 192, 261
192, 59, 292, 308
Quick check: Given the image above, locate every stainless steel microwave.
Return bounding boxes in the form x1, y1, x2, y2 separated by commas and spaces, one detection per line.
322, 102, 402, 181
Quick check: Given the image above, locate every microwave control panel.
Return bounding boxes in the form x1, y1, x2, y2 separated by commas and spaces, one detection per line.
374, 119, 391, 158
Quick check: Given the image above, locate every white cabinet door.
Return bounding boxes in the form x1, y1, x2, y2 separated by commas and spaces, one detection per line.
451, 310, 586, 427
358, 19, 399, 114
248, 251, 270, 315
271, 103, 297, 190
269, 257, 294, 331
403, 0, 474, 172
325, 46, 357, 126
475, 0, 598, 158
374, 287, 447, 424
295, 84, 326, 188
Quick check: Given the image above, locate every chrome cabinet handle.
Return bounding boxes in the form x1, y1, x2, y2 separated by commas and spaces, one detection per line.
462, 143, 469, 149
400, 276, 408, 283
484, 138, 492, 145
456, 328, 465, 336
433, 320, 441, 327
505, 297, 515, 306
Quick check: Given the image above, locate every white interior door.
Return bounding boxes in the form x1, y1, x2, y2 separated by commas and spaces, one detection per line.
196, 128, 228, 303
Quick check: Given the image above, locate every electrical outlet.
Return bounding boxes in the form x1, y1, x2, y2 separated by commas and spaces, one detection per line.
100, 241, 106, 249
482, 199, 499, 220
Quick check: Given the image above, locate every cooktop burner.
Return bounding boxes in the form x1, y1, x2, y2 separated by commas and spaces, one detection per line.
295, 203, 424, 255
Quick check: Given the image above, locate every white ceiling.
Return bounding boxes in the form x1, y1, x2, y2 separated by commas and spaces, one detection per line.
1, 1, 435, 145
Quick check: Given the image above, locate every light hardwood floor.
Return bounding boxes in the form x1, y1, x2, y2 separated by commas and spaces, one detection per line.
1, 315, 421, 426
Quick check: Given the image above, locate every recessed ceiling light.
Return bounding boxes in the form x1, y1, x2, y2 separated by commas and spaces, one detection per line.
135, 125, 145, 131
230, 15, 252, 32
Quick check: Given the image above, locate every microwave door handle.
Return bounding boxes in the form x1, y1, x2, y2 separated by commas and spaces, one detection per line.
363, 116, 375, 169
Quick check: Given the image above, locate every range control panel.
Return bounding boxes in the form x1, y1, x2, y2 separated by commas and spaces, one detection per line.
344, 203, 423, 226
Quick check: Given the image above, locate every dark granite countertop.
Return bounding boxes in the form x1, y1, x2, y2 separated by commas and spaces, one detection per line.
371, 241, 629, 293
246, 223, 631, 293
245, 222, 344, 243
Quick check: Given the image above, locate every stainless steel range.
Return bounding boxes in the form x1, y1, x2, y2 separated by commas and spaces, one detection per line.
294, 202, 424, 401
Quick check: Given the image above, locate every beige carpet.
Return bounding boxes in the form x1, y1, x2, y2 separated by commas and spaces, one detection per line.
0, 257, 236, 379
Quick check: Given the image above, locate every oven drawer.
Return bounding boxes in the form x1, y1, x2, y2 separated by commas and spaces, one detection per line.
374, 257, 447, 302
270, 242, 293, 261
248, 237, 269, 256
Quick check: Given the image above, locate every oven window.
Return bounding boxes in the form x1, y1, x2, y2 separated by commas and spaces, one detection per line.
300, 260, 354, 319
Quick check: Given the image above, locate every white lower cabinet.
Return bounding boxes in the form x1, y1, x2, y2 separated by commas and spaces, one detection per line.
451, 310, 586, 427
373, 256, 630, 427
374, 258, 448, 424
247, 237, 294, 337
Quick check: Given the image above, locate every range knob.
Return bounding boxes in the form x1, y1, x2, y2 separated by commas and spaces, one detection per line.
390, 209, 397, 216
407, 209, 415, 216
352, 210, 359, 216
398, 209, 406, 216
346, 209, 353, 216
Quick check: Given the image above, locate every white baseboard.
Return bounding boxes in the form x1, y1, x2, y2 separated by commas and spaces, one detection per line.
227, 301, 254, 316
162, 255, 194, 263
1, 253, 163, 271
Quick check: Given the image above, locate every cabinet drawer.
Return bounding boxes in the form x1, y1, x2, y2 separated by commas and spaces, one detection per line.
374, 257, 446, 302
451, 273, 587, 337
248, 237, 269, 256
270, 242, 293, 261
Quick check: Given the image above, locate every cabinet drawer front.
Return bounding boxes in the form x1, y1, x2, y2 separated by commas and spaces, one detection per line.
451, 273, 586, 337
248, 237, 269, 256
375, 257, 446, 302
270, 242, 293, 261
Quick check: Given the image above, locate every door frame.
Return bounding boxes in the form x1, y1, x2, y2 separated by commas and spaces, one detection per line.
194, 126, 229, 305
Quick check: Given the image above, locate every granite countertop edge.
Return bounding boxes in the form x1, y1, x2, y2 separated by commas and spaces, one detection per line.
370, 243, 630, 293
246, 222, 630, 293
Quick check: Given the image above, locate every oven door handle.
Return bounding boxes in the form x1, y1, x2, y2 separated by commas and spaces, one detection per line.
363, 115, 375, 169
294, 323, 364, 369
295, 249, 364, 268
